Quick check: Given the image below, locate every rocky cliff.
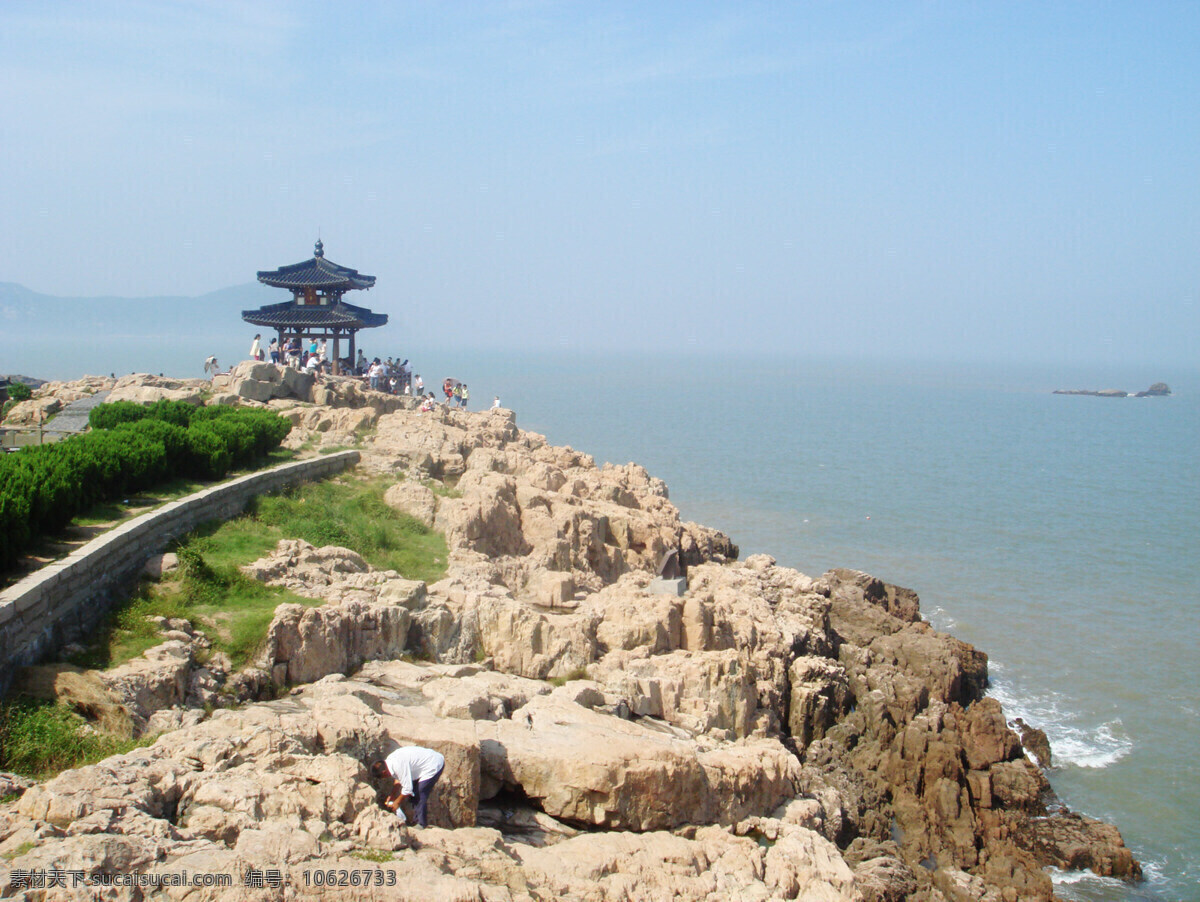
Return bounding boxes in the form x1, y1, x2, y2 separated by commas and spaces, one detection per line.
0, 376, 1140, 900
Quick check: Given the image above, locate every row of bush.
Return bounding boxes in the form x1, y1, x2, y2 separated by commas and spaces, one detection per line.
0, 401, 291, 572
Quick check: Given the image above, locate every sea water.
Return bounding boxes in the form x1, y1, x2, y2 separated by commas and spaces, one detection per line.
12, 345, 1198, 900
431, 350, 1195, 902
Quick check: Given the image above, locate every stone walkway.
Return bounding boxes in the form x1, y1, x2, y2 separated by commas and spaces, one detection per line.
43, 390, 111, 436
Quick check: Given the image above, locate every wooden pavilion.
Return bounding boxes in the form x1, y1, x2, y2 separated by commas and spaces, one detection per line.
243, 240, 387, 374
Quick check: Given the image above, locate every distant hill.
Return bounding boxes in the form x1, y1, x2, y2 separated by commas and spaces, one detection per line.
0, 281, 276, 341
0, 281, 281, 380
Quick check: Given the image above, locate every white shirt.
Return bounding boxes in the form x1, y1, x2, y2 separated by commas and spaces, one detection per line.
385, 747, 445, 796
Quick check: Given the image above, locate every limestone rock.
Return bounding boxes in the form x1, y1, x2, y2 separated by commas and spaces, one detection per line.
789, 656, 852, 748
476, 693, 800, 831
1, 396, 61, 425
259, 599, 411, 687
97, 641, 193, 733
107, 374, 208, 405
383, 479, 437, 527
1013, 809, 1141, 879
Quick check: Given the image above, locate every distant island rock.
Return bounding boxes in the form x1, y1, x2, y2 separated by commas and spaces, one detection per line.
1053, 382, 1171, 398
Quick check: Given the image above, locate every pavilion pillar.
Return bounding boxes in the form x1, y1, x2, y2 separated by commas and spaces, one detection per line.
349, 331, 357, 373
332, 332, 341, 375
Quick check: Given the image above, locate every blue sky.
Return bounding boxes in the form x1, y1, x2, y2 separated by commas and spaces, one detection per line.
1, 2, 1197, 367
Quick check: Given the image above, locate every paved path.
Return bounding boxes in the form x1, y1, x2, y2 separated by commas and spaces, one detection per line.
43, 390, 111, 436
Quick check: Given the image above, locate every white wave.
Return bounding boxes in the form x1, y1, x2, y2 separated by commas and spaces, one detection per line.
1052, 721, 1134, 769
1138, 857, 1167, 885
986, 675, 1133, 770
1046, 867, 1129, 902
925, 605, 957, 630
1047, 867, 1122, 886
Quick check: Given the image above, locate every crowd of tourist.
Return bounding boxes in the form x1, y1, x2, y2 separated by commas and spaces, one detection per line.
245, 333, 492, 412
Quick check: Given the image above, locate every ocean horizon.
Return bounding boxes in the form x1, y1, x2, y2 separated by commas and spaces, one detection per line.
5, 345, 1198, 901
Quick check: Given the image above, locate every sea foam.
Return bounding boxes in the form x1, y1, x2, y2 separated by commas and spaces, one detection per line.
986, 668, 1133, 770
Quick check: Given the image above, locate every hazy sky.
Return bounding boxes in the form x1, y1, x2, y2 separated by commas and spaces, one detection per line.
2, 2, 1197, 367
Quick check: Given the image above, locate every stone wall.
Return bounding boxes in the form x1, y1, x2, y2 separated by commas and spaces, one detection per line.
0, 451, 360, 696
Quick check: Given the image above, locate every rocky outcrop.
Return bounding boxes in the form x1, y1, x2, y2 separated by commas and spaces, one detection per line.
0, 400, 1141, 901
0, 395, 62, 425
107, 373, 209, 405
215, 361, 413, 414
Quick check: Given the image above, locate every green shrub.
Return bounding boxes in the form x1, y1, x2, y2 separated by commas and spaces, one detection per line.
0, 405, 291, 572
87, 400, 149, 430
147, 399, 198, 428
7, 382, 32, 402
184, 425, 233, 479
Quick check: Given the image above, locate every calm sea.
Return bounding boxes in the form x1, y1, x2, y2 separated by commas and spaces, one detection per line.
10, 345, 1198, 901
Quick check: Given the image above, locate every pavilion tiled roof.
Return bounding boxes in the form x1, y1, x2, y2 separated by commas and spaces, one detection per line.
241, 299, 388, 330
256, 240, 376, 292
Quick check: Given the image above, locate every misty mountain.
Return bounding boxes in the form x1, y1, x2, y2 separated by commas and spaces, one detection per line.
0, 281, 277, 341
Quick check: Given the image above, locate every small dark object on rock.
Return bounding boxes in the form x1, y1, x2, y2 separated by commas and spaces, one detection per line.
1013, 717, 1053, 769
657, 549, 685, 580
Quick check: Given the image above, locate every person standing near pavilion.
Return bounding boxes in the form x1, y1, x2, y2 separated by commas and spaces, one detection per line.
414, 374, 424, 396
460, 384, 469, 409
249, 334, 262, 361
268, 338, 280, 364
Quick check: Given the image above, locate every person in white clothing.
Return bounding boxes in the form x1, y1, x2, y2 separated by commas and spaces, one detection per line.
371, 746, 445, 827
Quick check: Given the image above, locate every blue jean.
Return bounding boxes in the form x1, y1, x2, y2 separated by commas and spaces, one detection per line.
412, 764, 444, 827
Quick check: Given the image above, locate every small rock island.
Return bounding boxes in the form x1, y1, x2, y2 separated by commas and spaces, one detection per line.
1054, 382, 1171, 398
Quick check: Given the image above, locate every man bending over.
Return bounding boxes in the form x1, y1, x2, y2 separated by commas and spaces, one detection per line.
371, 746, 445, 828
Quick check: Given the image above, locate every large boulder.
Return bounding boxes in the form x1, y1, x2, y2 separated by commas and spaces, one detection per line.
475, 693, 800, 831
259, 600, 412, 687
384, 479, 438, 527
107, 374, 207, 405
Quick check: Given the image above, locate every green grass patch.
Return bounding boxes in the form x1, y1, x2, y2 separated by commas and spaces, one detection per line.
72, 475, 447, 672
548, 667, 590, 687
422, 478, 461, 499
66, 582, 195, 669
248, 476, 448, 583
0, 698, 149, 780
2, 841, 36, 861
351, 849, 395, 863
72, 559, 320, 672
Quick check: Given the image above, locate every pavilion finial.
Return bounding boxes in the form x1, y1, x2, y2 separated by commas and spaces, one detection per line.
314, 239, 324, 258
